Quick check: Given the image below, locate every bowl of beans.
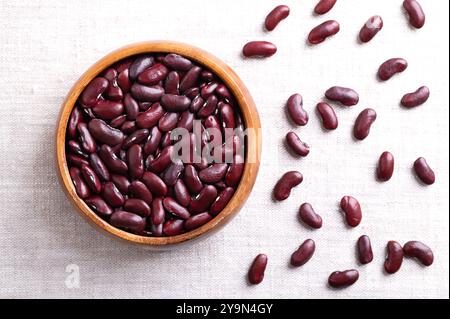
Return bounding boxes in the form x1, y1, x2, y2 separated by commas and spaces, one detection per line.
56, 41, 261, 249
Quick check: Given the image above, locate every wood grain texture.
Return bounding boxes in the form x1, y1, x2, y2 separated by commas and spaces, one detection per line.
55, 41, 261, 249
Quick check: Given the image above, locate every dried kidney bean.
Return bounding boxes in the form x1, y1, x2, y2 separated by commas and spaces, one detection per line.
248, 254, 268, 285
110, 211, 146, 233
359, 16, 383, 43
401, 86, 430, 108
98, 145, 128, 174
273, 171, 303, 201
102, 182, 125, 207
378, 58, 408, 81
413, 157, 435, 185
77, 123, 97, 153
328, 270, 359, 288
242, 41, 277, 58
377, 151, 394, 181
163, 219, 184, 236
124, 198, 151, 217
110, 174, 130, 195
325, 86, 359, 106
265, 5, 290, 31
314, 0, 337, 15
88, 119, 124, 146
384, 241, 404, 274
357, 235, 373, 264
85, 196, 113, 218
70, 167, 90, 199
286, 132, 310, 157
129, 56, 154, 81
316, 102, 338, 130
308, 20, 340, 44
340, 196, 362, 227
403, 0, 425, 29
287, 94, 308, 126
290, 239, 315, 267
185, 212, 213, 230
353, 108, 377, 140
128, 180, 153, 205
80, 164, 102, 194
403, 241, 434, 266
80, 77, 109, 107
210, 187, 234, 216
298, 203, 322, 229
189, 185, 218, 214
163, 197, 190, 220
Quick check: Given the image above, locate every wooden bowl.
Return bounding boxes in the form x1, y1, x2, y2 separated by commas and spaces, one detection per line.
56, 41, 261, 249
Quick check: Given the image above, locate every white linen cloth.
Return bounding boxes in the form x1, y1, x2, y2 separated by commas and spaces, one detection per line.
0, 0, 448, 298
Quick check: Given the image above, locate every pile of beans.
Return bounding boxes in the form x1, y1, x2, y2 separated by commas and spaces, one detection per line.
66, 53, 246, 237
246, 1, 435, 288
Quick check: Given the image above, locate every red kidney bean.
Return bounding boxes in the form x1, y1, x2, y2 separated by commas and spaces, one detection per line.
160, 131, 172, 148
77, 123, 97, 153
162, 160, 184, 186
290, 239, 315, 267
242, 41, 277, 58
164, 71, 180, 95
163, 219, 184, 236
357, 235, 373, 264
353, 108, 377, 140
82, 107, 96, 119
98, 145, 128, 175
85, 196, 113, 218
80, 77, 109, 107
158, 112, 179, 132
403, 0, 425, 29
225, 155, 244, 187
127, 144, 144, 179
403, 241, 434, 266
163, 54, 193, 71
110, 173, 130, 195
314, 0, 337, 15
151, 197, 165, 225
129, 180, 153, 205
286, 94, 308, 126
185, 87, 200, 100
68, 107, 83, 139
216, 84, 232, 102
122, 129, 150, 150
200, 70, 214, 82
123, 93, 139, 120
190, 95, 204, 113
384, 241, 404, 274
89, 153, 110, 181
180, 66, 202, 93
163, 197, 190, 220
142, 171, 168, 196
160, 94, 191, 112
316, 102, 338, 130
219, 103, 235, 129
174, 179, 191, 207
201, 82, 219, 99
139, 102, 152, 111
110, 114, 127, 128
377, 151, 394, 181
130, 84, 164, 102
198, 95, 218, 118
120, 120, 137, 134
110, 211, 146, 233
185, 212, 213, 230
70, 167, 90, 199
129, 56, 154, 81
138, 63, 169, 85
265, 5, 290, 31
308, 20, 340, 44
325, 86, 359, 106
68, 154, 90, 168
210, 187, 234, 216
189, 185, 217, 214
413, 157, 435, 185
148, 145, 173, 173
103, 68, 117, 82
184, 164, 203, 194
143, 126, 162, 155
88, 119, 124, 146
273, 171, 303, 201
105, 83, 123, 101
328, 270, 359, 288
136, 102, 165, 128
68, 140, 88, 158
340, 196, 362, 227
123, 198, 151, 217
378, 58, 408, 81
401, 86, 430, 108
248, 254, 268, 285
92, 100, 124, 120
177, 110, 195, 131
286, 132, 310, 157
359, 16, 383, 43
150, 222, 163, 236
117, 69, 131, 93
102, 182, 124, 207
114, 58, 132, 73
298, 203, 322, 229
199, 164, 228, 183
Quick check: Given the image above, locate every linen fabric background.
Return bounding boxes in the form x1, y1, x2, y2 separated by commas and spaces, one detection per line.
0, 0, 448, 298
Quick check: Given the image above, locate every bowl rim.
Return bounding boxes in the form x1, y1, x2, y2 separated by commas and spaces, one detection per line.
55, 41, 261, 247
